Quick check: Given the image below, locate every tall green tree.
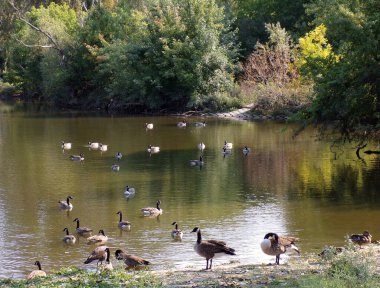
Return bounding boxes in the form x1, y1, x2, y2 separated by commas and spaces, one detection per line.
99, 0, 239, 111
304, 0, 380, 138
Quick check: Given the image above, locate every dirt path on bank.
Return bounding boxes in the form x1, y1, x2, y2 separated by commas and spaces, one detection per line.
152, 244, 380, 287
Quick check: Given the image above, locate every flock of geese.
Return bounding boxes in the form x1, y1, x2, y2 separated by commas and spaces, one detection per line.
27, 121, 373, 279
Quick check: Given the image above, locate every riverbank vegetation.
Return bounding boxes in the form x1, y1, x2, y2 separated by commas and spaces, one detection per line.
1, 244, 379, 287
0, 0, 379, 138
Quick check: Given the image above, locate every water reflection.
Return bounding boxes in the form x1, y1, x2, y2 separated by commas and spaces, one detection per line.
0, 113, 379, 278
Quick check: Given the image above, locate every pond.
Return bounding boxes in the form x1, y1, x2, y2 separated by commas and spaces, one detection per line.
0, 112, 379, 278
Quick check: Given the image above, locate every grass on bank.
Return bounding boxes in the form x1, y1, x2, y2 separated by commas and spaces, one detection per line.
0, 266, 163, 288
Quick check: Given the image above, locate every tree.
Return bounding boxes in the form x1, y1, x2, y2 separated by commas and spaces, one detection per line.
99, 0, 239, 111
303, 0, 380, 139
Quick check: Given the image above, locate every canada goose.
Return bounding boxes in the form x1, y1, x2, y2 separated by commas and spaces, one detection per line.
195, 121, 206, 127
177, 121, 187, 128
223, 141, 233, 149
190, 155, 204, 166
27, 261, 46, 280
88, 142, 99, 149
242, 146, 251, 155
87, 229, 108, 244
116, 211, 131, 230
147, 145, 160, 153
70, 153, 84, 161
318, 246, 345, 258
145, 123, 154, 130
171, 222, 183, 241
348, 231, 372, 248
260, 232, 300, 265
111, 163, 120, 171
58, 196, 73, 210
191, 227, 236, 270
124, 185, 136, 197
115, 249, 151, 268
222, 147, 232, 157
61, 141, 72, 150
197, 142, 206, 151
73, 218, 93, 236
62, 227, 76, 244
115, 152, 123, 161
99, 143, 108, 152
141, 200, 163, 217
103, 248, 113, 271
84, 245, 108, 266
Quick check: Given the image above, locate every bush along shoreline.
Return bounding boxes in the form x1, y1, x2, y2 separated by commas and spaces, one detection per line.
1, 244, 379, 288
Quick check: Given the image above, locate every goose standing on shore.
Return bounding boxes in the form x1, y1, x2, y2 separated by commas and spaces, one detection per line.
27, 261, 46, 280
348, 231, 372, 248
115, 249, 151, 268
191, 227, 236, 270
58, 196, 73, 210
116, 211, 131, 230
62, 227, 76, 244
141, 200, 163, 217
84, 246, 109, 266
73, 218, 93, 236
260, 232, 300, 265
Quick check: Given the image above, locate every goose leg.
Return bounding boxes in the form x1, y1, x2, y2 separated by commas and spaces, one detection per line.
206, 259, 209, 270
275, 255, 280, 265
209, 259, 213, 269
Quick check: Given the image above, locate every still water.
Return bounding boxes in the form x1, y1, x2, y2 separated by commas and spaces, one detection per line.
0, 112, 379, 278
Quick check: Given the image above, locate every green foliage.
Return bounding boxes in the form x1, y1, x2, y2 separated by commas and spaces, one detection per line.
303, 0, 380, 138
297, 24, 338, 79
297, 248, 379, 288
99, 0, 239, 111
234, 0, 311, 56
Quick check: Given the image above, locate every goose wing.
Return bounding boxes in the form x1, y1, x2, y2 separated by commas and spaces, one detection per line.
203, 240, 236, 255
279, 236, 299, 246
84, 246, 107, 264
124, 254, 151, 266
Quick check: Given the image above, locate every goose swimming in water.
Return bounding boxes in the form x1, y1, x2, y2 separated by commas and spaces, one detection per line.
58, 196, 73, 210
61, 141, 72, 150
88, 142, 99, 149
124, 185, 136, 197
260, 232, 300, 265
242, 146, 251, 155
145, 123, 154, 130
191, 227, 236, 270
197, 142, 206, 151
116, 211, 131, 230
223, 141, 233, 149
99, 143, 108, 152
115, 152, 123, 161
87, 229, 108, 245
111, 163, 120, 171
141, 200, 163, 217
171, 222, 183, 241
62, 227, 76, 244
70, 153, 84, 161
190, 155, 204, 166
195, 121, 206, 127
177, 121, 187, 128
73, 218, 93, 236
147, 145, 160, 153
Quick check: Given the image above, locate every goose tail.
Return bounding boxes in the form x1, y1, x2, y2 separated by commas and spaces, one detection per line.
224, 247, 236, 255
289, 244, 300, 255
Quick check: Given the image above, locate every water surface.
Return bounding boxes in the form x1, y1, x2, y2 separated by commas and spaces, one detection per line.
0, 112, 379, 278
